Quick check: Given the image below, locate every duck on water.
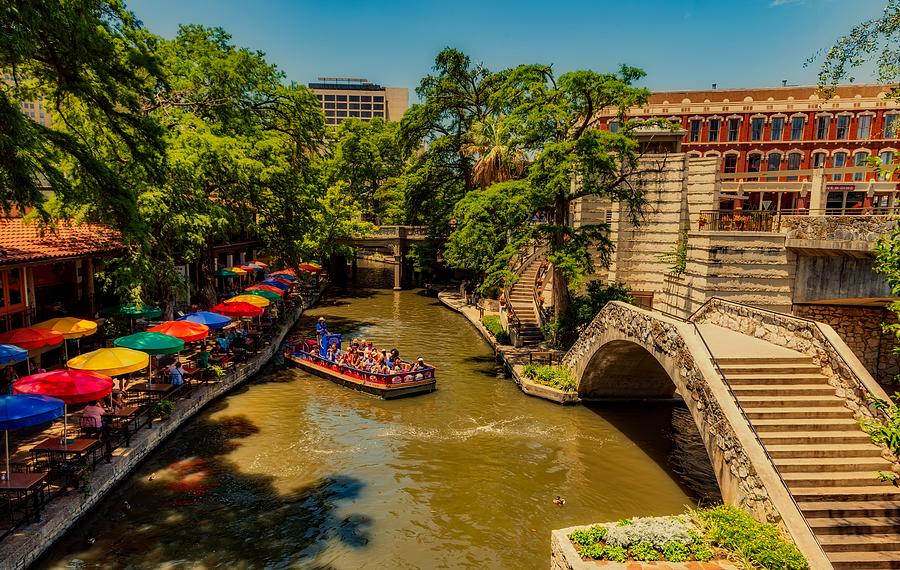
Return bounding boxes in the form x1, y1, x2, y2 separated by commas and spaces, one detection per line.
284, 316, 437, 399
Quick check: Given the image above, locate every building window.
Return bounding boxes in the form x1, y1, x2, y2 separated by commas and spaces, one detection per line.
812, 152, 827, 168
880, 151, 894, 179
858, 115, 873, 139
771, 117, 784, 141
336, 95, 347, 102
689, 119, 701, 142
373, 96, 384, 103
349, 95, 360, 102
349, 103, 360, 110
608, 120, 620, 133
360, 96, 371, 102
835, 115, 850, 139
708, 119, 720, 142
815, 116, 830, 140
727, 118, 740, 141
750, 118, 764, 140
853, 151, 868, 180
324, 94, 335, 101
747, 154, 762, 172
833, 152, 847, 180
324, 102, 335, 109
790, 116, 805, 140
786, 152, 802, 180
723, 154, 738, 173
766, 153, 781, 180
885, 114, 898, 138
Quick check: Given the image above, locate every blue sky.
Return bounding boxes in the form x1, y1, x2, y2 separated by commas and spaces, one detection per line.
129, 0, 887, 97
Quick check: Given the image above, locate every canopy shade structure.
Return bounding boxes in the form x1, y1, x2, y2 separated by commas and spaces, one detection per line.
147, 321, 209, 343
268, 273, 297, 282
0, 344, 27, 367
269, 277, 294, 287
117, 305, 163, 319
0, 327, 64, 350
177, 311, 232, 330
225, 267, 248, 275
246, 284, 285, 296
33, 317, 98, 340
260, 280, 291, 291
242, 289, 280, 303
0, 394, 65, 479
214, 268, 238, 278
298, 263, 321, 273
14, 370, 114, 405
114, 332, 184, 355
225, 294, 269, 308
68, 347, 149, 376
212, 302, 264, 318
250, 260, 269, 268
273, 268, 296, 276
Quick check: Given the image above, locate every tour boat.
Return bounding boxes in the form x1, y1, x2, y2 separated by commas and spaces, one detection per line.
284, 333, 437, 399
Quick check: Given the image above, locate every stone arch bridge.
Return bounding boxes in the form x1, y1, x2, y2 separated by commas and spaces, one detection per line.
562, 299, 896, 569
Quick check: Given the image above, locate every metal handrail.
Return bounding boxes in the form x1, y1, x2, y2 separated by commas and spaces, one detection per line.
533, 258, 551, 327
698, 207, 900, 233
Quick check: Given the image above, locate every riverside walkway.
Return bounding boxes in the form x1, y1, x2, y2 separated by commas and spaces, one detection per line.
0, 287, 326, 570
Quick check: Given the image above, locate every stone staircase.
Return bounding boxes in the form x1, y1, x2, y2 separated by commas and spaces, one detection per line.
702, 325, 900, 570
508, 257, 544, 346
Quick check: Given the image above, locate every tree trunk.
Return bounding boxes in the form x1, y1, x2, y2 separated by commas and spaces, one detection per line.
551, 194, 571, 320
197, 247, 217, 308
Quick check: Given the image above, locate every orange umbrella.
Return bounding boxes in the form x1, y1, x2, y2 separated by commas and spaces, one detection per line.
246, 284, 285, 296
147, 320, 209, 342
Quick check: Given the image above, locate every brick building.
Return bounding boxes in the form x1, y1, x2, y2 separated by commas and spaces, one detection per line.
308, 77, 408, 125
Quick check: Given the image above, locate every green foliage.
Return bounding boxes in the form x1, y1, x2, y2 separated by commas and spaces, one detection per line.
569, 525, 607, 547
690, 542, 713, 562
629, 542, 660, 562
875, 224, 900, 381
481, 315, 511, 345
662, 541, 691, 562
578, 542, 605, 560
698, 505, 807, 570
660, 231, 689, 276
605, 515, 695, 550
521, 364, 576, 392
605, 545, 627, 563
543, 282, 634, 349
153, 399, 176, 420
209, 365, 225, 381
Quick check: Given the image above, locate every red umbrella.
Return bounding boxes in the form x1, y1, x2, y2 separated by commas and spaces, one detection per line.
246, 284, 285, 296
147, 320, 210, 342
0, 327, 63, 350
14, 370, 114, 440
212, 302, 264, 318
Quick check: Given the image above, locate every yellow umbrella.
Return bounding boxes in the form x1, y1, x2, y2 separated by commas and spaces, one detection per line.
67, 347, 149, 376
226, 267, 248, 275
225, 294, 270, 308
33, 317, 98, 340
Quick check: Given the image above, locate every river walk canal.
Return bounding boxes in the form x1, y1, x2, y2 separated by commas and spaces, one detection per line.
39, 289, 716, 569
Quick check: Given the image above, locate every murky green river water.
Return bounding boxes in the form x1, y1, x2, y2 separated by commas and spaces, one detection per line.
39, 289, 715, 569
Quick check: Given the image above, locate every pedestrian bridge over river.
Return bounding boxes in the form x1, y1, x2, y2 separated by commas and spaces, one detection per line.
563, 298, 898, 569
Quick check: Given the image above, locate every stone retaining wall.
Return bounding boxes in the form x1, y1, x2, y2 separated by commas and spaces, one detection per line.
0, 291, 323, 570
778, 214, 897, 243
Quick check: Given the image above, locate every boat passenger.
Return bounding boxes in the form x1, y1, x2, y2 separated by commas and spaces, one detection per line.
412, 358, 427, 371
316, 317, 328, 340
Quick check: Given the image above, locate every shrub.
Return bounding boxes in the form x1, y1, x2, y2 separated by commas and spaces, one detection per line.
521, 363, 576, 392
630, 542, 660, 561
579, 542, 605, 560
698, 505, 807, 570
604, 516, 694, 550
605, 545, 627, 563
543, 281, 634, 349
569, 525, 607, 547
690, 542, 713, 562
481, 315, 511, 344
662, 541, 690, 562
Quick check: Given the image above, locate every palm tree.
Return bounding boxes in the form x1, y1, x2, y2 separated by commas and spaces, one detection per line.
461, 116, 525, 188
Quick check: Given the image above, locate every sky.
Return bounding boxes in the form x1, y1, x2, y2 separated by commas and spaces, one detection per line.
128, 0, 888, 98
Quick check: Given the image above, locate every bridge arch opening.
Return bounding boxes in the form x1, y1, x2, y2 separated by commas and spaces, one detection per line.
578, 340, 678, 400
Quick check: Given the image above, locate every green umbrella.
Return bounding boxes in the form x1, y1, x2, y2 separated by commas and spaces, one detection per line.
117, 305, 163, 319
243, 289, 280, 303
114, 332, 184, 355
214, 269, 238, 278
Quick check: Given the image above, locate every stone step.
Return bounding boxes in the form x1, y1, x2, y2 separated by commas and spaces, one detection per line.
830, 551, 900, 569
809, 516, 900, 535
793, 486, 900, 503
726, 373, 832, 385
759, 431, 874, 445
715, 356, 814, 366
732, 384, 836, 397
752, 417, 860, 432
718, 363, 824, 375
738, 395, 844, 407
820, 533, 900, 553
802, 501, 900, 519
745, 407, 850, 420
766, 443, 885, 459
775, 457, 889, 473
783, 471, 886, 488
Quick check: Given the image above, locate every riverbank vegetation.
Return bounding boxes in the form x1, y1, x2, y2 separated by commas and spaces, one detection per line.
521, 363, 576, 392
480, 315, 511, 345
568, 505, 807, 569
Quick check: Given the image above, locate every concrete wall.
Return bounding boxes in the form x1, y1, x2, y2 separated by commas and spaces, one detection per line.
793, 255, 892, 303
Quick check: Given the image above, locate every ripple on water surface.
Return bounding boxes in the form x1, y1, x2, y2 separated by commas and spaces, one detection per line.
40, 289, 716, 570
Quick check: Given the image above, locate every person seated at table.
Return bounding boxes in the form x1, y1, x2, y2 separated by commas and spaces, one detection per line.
82, 400, 107, 431
167, 360, 187, 386
111, 390, 127, 412
0, 367, 16, 395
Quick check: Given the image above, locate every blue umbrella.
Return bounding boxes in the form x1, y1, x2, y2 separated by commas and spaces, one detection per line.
0, 394, 64, 478
0, 344, 27, 367
268, 273, 297, 282
260, 280, 291, 291
177, 311, 233, 330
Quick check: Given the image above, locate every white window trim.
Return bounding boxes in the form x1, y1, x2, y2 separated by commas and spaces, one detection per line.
706, 115, 723, 123
811, 148, 830, 156
687, 151, 702, 157
725, 114, 743, 121
723, 149, 741, 156
879, 147, 900, 154
704, 150, 722, 157
815, 111, 834, 118
769, 113, 788, 122
789, 112, 808, 120
750, 113, 767, 120
747, 149, 765, 157
831, 148, 851, 156
857, 111, 877, 117
851, 148, 873, 155
768, 149, 786, 157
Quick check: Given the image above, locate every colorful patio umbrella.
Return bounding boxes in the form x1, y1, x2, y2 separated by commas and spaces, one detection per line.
268, 273, 297, 282
214, 268, 238, 278
250, 260, 269, 268
260, 279, 291, 291
298, 263, 320, 273
117, 305, 163, 319
225, 294, 270, 308
14, 370, 114, 440
307, 261, 323, 269
225, 267, 248, 275
0, 345, 27, 367
0, 394, 64, 479
246, 284, 285, 296
147, 321, 209, 343
33, 317, 99, 360
212, 302, 264, 318
177, 311, 232, 330
114, 332, 184, 355
242, 289, 280, 303
0, 327, 64, 350
274, 268, 296, 276
269, 277, 294, 286
68, 347, 149, 377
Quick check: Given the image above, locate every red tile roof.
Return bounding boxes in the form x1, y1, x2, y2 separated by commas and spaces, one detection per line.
0, 218, 121, 266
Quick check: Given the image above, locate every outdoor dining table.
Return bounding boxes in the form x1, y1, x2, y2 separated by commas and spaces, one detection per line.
0, 472, 49, 527
125, 382, 178, 402
103, 405, 142, 446
30, 438, 104, 488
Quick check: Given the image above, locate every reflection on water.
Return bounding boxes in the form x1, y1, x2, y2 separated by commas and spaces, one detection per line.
40, 289, 718, 569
